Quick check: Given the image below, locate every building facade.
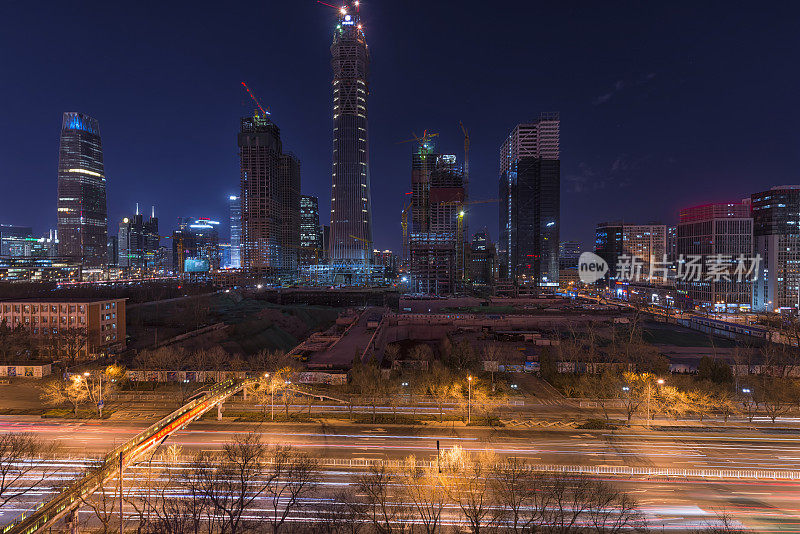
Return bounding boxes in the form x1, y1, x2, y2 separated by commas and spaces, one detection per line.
469, 230, 497, 286
677, 202, 753, 311
0, 298, 126, 357
498, 113, 560, 289
172, 218, 220, 273
408, 138, 465, 295
57, 112, 108, 267
238, 115, 300, 275
228, 195, 241, 269
595, 223, 668, 284
117, 206, 159, 271
751, 186, 800, 312
558, 240, 582, 270
300, 195, 323, 266
329, 3, 373, 262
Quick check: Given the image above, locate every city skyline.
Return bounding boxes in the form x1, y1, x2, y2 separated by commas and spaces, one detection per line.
1, 2, 798, 253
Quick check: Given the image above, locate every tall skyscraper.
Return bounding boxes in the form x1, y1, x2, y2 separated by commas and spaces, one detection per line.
300, 195, 322, 265
238, 115, 300, 274
408, 138, 465, 295
228, 195, 241, 268
677, 201, 753, 311
329, 2, 373, 262
498, 113, 560, 289
558, 240, 582, 270
57, 112, 107, 267
751, 186, 800, 312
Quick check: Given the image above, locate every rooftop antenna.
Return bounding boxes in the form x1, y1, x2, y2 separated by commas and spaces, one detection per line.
135, 203, 139, 216
151, 206, 155, 219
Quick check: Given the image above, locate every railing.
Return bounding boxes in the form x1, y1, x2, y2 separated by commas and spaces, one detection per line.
3, 378, 254, 534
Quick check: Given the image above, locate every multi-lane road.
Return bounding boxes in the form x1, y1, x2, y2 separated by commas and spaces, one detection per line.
2, 418, 800, 531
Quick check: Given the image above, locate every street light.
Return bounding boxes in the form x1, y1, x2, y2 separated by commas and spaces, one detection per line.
647, 377, 664, 428
264, 373, 274, 422
467, 375, 473, 424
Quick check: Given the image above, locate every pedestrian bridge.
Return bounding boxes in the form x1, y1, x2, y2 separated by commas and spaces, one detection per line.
4, 378, 255, 534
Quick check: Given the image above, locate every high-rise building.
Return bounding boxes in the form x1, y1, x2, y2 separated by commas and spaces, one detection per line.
300, 195, 323, 266
470, 230, 497, 286
558, 240, 582, 270
117, 206, 159, 271
57, 112, 107, 267
172, 218, 220, 273
751, 186, 800, 312
498, 113, 560, 289
228, 195, 241, 268
677, 201, 753, 311
0, 225, 34, 257
238, 115, 301, 275
595, 223, 668, 284
329, 2, 373, 262
322, 225, 331, 264
107, 235, 118, 266
408, 137, 465, 295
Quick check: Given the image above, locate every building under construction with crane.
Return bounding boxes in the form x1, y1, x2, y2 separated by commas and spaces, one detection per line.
238, 84, 301, 277
407, 133, 466, 295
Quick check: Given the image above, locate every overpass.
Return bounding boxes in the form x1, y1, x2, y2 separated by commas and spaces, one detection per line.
3, 378, 255, 534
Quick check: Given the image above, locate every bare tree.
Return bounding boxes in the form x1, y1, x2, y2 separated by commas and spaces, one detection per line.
315, 488, 364, 534
492, 457, 545, 533
0, 433, 58, 509
40, 376, 89, 415
440, 446, 497, 534
191, 432, 270, 534
57, 327, 88, 366
262, 445, 319, 534
397, 457, 447, 534
355, 463, 406, 534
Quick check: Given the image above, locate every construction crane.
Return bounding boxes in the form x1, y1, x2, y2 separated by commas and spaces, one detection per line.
348, 234, 371, 287
241, 81, 270, 118
396, 130, 439, 147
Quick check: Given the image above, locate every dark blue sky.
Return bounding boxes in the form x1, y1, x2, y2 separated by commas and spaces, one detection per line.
1, 1, 798, 252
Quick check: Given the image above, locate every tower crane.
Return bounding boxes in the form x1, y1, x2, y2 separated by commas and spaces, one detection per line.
241, 81, 270, 118
396, 130, 439, 147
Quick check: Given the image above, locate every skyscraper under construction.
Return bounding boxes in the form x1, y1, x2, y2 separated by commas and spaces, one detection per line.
408, 136, 466, 295
57, 112, 108, 267
329, 2, 373, 262
238, 114, 300, 275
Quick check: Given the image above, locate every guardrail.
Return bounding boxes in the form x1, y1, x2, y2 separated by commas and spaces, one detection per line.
123, 456, 800, 482
3, 378, 255, 534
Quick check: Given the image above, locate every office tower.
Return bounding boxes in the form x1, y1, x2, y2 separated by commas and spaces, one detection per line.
228, 195, 241, 268
498, 113, 560, 289
300, 195, 323, 265
407, 136, 465, 295
595, 223, 668, 284
677, 202, 753, 311
107, 235, 118, 266
558, 240, 582, 270
57, 112, 107, 267
172, 218, 220, 273
117, 206, 158, 271
470, 230, 497, 285
751, 186, 800, 312
143, 206, 159, 267
329, 2, 373, 261
0, 225, 33, 257
238, 115, 300, 275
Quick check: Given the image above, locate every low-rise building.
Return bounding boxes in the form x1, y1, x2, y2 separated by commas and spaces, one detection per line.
0, 298, 126, 358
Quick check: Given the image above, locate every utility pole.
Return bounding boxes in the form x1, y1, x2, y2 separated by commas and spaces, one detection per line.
467, 375, 473, 424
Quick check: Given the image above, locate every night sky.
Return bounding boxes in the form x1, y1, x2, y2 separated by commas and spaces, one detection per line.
1, 1, 798, 252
